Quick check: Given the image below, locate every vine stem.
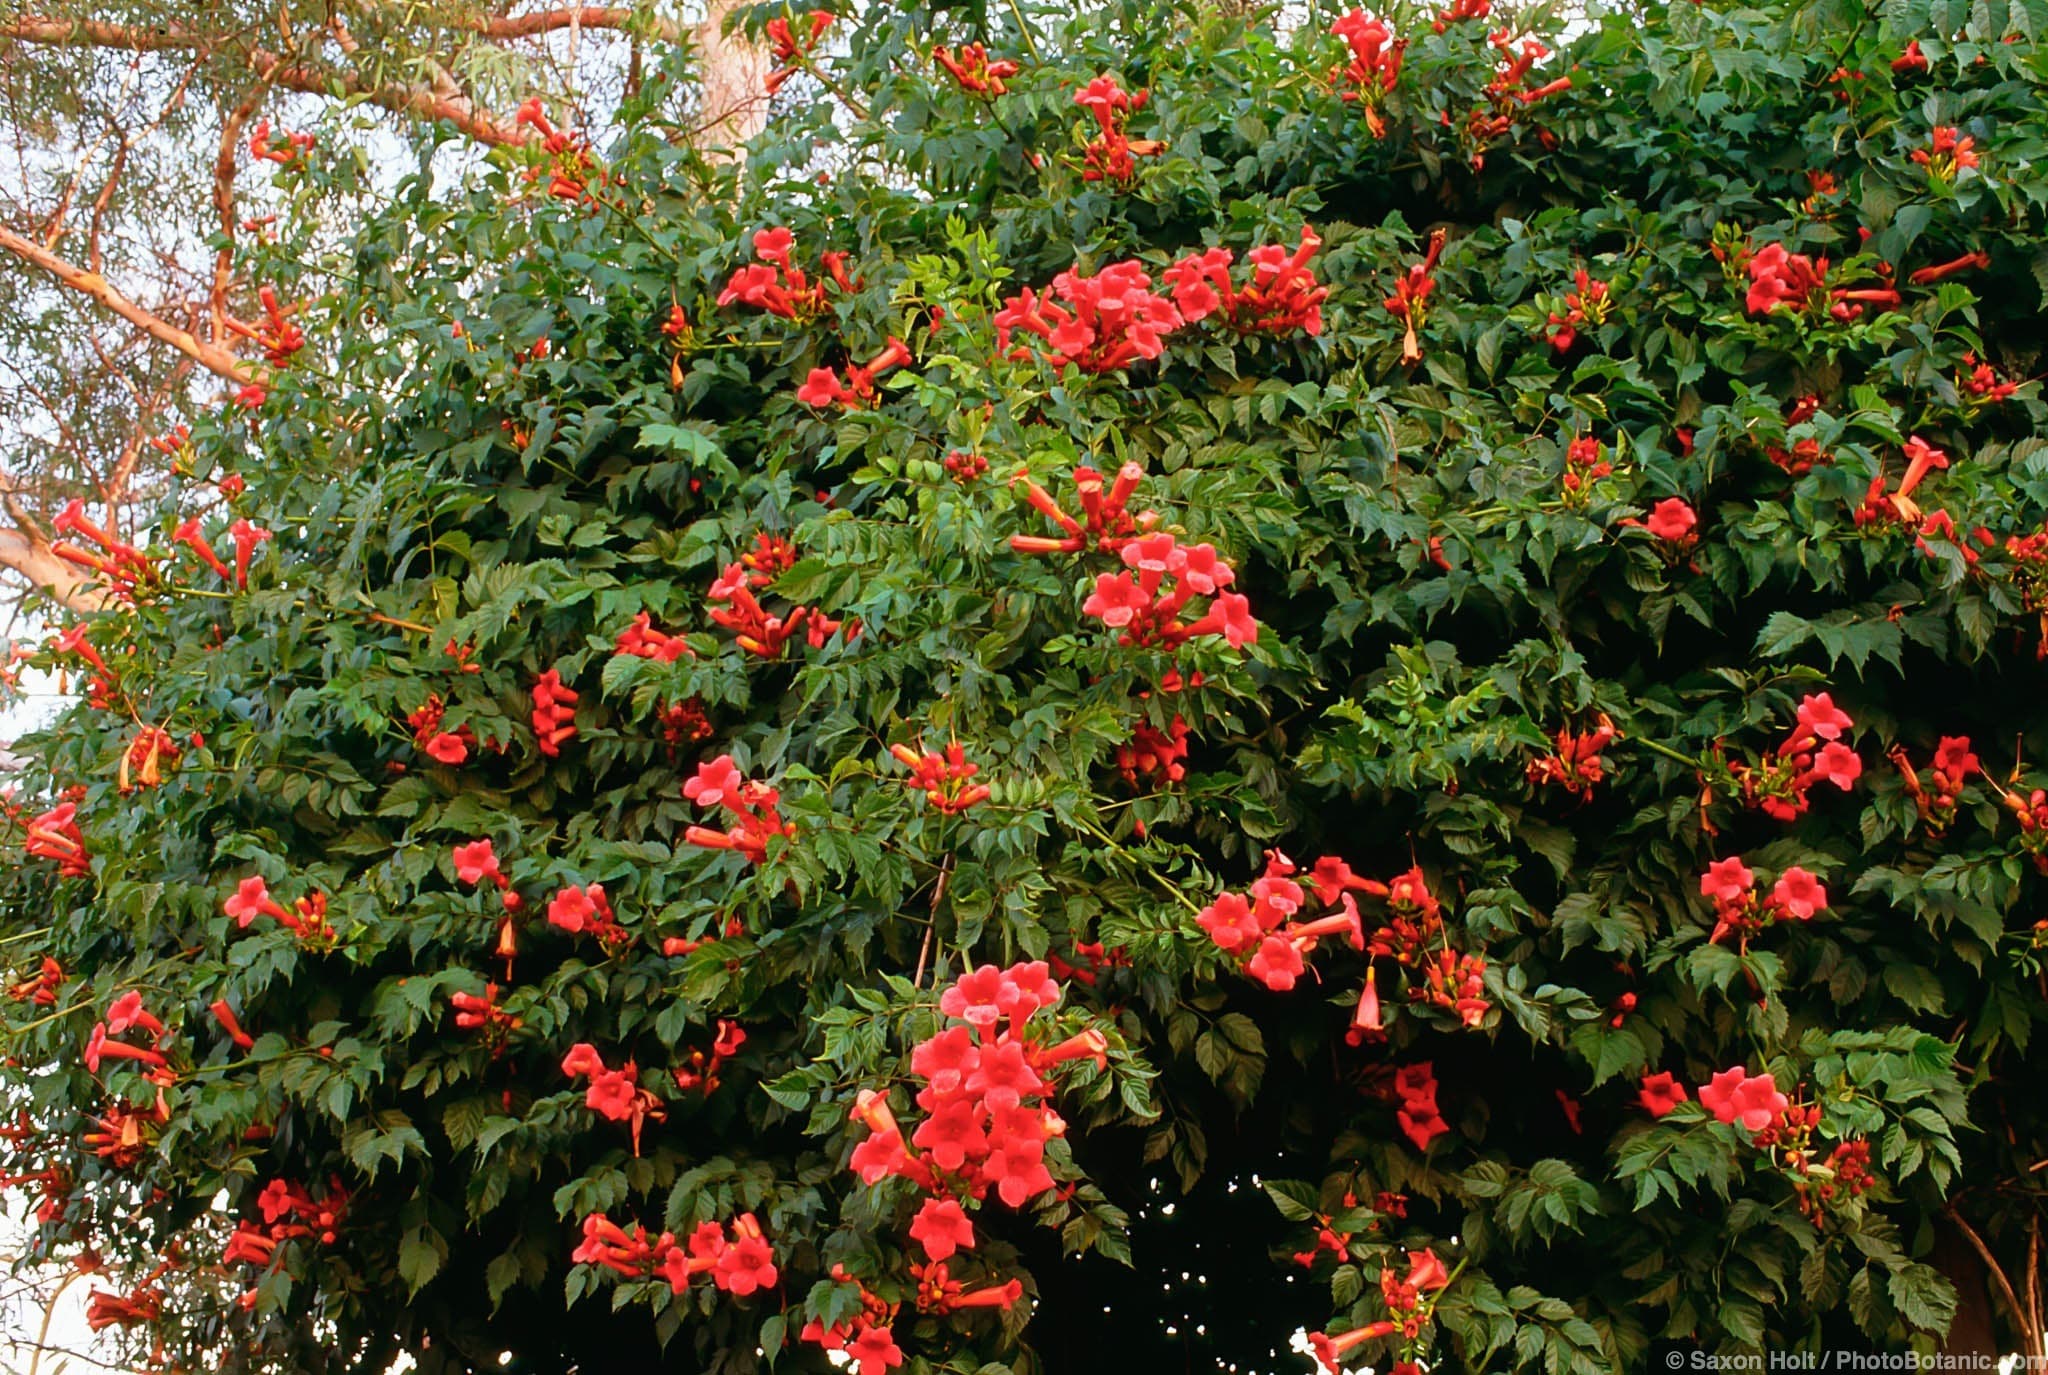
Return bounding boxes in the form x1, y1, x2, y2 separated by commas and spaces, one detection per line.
1631, 736, 1703, 770
913, 852, 954, 988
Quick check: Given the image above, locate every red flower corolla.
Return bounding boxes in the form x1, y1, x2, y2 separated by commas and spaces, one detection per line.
223, 875, 292, 928
171, 518, 232, 582
713, 1214, 778, 1296
908, 1197, 976, 1261
1644, 497, 1699, 543
1639, 1072, 1689, 1117
1892, 40, 1928, 72
1771, 866, 1827, 919
1309, 1322, 1400, 1374
228, 519, 271, 588
452, 840, 502, 887
424, 732, 468, 764
1699, 1067, 1789, 1132
1699, 856, 1754, 904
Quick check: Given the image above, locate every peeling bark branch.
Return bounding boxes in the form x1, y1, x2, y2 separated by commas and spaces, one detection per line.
0, 225, 254, 384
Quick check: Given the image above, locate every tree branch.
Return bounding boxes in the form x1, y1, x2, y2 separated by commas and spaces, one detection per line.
0, 225, 253, 384
1947, 1208, 2040, 1358
0, 17, 205, 50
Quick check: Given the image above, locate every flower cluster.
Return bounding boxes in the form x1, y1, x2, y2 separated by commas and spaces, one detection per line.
1560, 434, 1613, 501
1745, 242, 1900, 321
719, 227, 852, 322
1891, 736, 1979, 834
222, 876, 333, 945
453, 840, 523, 974
890, 742, 992, 813
847, 961, 1107, 1214
1459, 32, 1570, 168
1383, 228, 1446, 364
247, 119, 314, 165
799, 1265, 908, 1373
222, 1178, 350, 1305
1073, 74, 1161, 182
548, 883, 629, 948
933, 43, 1018, 95
1542, 267, 1611, 353
84, 991, 171, 1077
1329, 12, 1406, 136
119, 725, 181, 794
1791, 1137, 1873, 1223
2004, 770, 2048, 872
24, 802, 89, 876
7, 956, 63, 1006
1698, 856, 1827, 948
1162, 228, 1328, 337
530, 668, 579, 756
705, 539, 846, 657
672, 1020, 746, 1094
943, 449, 988, 483
1307, 1246, 1451, 1373
1719, 692, 1863, 822
796, 336, 913, 409
1009, 463, 1155, 555
513, 99, 600, 202
408, 693, 480, 765
994, 261, 1182, 374
561, 1043, 665, 1153
572, 1211, 778, 1296
1912, 125, 1979, 181
1856, 435, 1951, 525
1956, 349, 2020, 406
448, 982, 520, 1046
1525, 714, 1617, 797
683, 755, 795, 862
1081, 532, 1259, 650
660, 697, 715, 747
50, 500, 153, 598
1118, 715, 1189, 788
225, 285, 305, 368
765, 9, 833, 93
614, 612, 693, 662
1197, 850, 1365, 992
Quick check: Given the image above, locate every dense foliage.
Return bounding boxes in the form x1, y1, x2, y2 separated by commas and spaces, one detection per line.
6, 0, 2048, 1371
